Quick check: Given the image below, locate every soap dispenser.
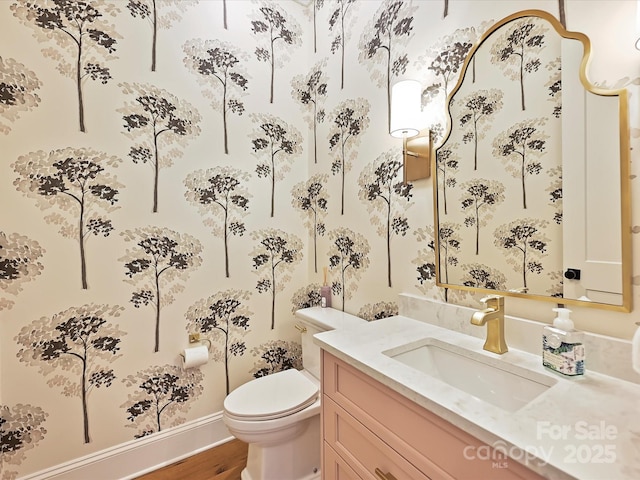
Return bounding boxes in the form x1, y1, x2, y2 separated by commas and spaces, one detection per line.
542, 307, 585, 376
320, 266, 332, 308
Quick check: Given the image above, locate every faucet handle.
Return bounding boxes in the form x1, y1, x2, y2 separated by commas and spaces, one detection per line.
480, 294, 504, 307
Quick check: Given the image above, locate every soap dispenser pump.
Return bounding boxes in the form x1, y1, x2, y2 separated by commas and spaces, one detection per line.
542, 307, 585, 376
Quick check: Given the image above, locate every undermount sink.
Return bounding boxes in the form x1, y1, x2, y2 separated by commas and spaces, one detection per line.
384, 338, 557, 412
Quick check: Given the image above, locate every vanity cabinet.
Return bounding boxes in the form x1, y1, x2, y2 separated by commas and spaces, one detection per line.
321, 351, 545, 480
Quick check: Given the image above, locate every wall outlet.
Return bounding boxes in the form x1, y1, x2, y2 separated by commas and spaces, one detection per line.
188, 333, 201, 343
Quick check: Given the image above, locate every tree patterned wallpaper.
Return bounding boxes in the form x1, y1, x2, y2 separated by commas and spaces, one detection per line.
1, 1, 639, 478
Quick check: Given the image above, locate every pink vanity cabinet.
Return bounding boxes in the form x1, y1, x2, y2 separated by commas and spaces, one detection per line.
321, 351, 545, 480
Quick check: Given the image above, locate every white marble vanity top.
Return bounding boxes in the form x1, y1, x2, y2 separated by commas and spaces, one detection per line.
313, 315, 640, 480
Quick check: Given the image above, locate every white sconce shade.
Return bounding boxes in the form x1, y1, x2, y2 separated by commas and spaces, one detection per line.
390, 80, 421, 138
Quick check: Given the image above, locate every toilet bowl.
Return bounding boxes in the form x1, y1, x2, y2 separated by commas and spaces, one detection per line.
223, 369, 321, 480
222, 307, 366, 480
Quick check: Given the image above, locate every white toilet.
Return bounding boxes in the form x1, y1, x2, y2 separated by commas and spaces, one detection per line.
223, 307, 365, 480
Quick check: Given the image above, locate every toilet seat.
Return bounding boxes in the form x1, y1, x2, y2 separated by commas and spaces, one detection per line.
224, 369, 319, 421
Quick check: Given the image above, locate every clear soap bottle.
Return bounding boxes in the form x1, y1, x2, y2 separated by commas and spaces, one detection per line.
320, 266, 331, 308
542, 307, 585, 376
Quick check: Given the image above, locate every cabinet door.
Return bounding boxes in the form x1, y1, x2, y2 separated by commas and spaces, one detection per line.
324, 395, 431, 480
562, 38, 624, 304
324, 443, 363, 480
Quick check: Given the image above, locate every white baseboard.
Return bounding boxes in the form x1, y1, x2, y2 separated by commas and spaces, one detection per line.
18, 412, 233, 480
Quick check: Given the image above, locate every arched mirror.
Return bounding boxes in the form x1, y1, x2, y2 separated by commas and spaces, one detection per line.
433, 10, 631, 312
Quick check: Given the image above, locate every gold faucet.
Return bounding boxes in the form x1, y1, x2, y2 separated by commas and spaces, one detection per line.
471, 295, 508, 354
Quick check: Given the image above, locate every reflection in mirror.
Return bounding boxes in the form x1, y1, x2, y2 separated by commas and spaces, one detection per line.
433, 10, 631, 312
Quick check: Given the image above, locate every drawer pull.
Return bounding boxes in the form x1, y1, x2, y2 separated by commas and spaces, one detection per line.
294, 324, 307, 333
374, 468, 398, 480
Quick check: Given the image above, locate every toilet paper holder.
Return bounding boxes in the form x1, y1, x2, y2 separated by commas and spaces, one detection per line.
179, 338, 212, 362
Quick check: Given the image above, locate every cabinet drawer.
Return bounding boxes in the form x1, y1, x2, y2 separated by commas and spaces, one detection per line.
324, 442, 363, 480
324, 395, 429, 480
322, 351, 544, 480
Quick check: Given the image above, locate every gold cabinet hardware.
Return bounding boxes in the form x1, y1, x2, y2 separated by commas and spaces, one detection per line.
294, 324, 307, 333
374, 468, 398, 480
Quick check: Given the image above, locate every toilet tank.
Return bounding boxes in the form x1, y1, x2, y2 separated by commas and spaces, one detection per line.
294, 307, 366, 380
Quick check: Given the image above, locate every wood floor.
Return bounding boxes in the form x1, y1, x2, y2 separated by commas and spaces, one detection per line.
135, 439, 248, 480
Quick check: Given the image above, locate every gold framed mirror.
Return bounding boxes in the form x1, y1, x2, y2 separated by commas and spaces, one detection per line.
432, 10, 631, 312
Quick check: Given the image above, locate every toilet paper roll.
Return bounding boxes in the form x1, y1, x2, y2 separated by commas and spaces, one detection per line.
181, 344, 209, 369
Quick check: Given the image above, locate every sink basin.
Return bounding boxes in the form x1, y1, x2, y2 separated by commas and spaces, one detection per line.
384, 338, 556, 412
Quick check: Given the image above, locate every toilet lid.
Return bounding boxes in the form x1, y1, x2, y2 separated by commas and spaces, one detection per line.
224, 369, 319, 420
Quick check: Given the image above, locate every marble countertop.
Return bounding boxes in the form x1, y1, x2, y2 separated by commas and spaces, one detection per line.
313, 315, 640, 480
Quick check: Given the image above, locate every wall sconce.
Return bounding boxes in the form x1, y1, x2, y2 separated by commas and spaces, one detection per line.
390, 80, 430, 183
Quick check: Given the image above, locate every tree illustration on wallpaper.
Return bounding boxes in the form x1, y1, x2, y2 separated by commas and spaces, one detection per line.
328, 227, 370, 312
250, 3, 301, 104
413, 227, 437, 294
558, 0, 566, 28
0, 56, 41, 135
435, 143, 460, 215
490, 18, 548, 111
424, 34, 473, 102
493, 118, 547, 210
328, 98, 369, 215
251, 229, 303, 330
250, 340, 302, 379
458, 89, 503, 171
546, 57, 562, 118
359, 0, 415, 130
291, 284, 322, 311
547, 165, 563, 225
12, 147, 122, 290
328, 0, 357, 90
460, 178, 505, 255
183, 39, 248, 155
0, 231, 45, 310
460, 263, 506, 291
291, 174, 329, 274
11, 0, 120, 133
547, 271, 564, 298
437, 222, 461, 286
125, 0, 198, 72
251, 113, 302, 218
358, 152, 413, 288
122, 365, 203, 438
0, 403, 47, 480
291, 61, 328, 164
494, 218, 549, 290
118, 82, 201, 213
419, 21, 497, 107
358, 301, 398, 322
120, 227, 203, 353
313, 0, 324, 53
185, 290, 251, 395
222, 0, 228, 29
15, 304, 125, 444
184, 167, 250, 279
